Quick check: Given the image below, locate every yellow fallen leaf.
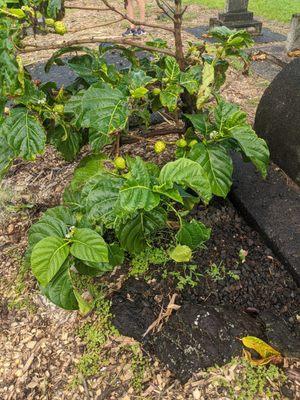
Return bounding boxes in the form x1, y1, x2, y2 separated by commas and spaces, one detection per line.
243, 349, 283, 366
241, 336, 280, 358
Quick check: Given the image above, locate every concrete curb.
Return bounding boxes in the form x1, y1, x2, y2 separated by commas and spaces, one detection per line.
230, 154, 300, 286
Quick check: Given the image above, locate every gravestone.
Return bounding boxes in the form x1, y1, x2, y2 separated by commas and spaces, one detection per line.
210, 0, 262, 35
286, 14, 300, 52
254, 58, 300, 185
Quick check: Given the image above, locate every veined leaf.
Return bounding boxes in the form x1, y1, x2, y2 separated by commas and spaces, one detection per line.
159, 158, 212, 204
89, 128, 113, 151
0, 131, 14, 178
49, 125, 82, 162
160, 84, 183, 112
75, 242, 124, 276
241, 336, 281, 358
44, 206, 76, 226
176, 219, 211, 249
169, 244, 192, 262
82, 173, 124, 226
42, 261, 78, 310
4, 108, 46, 160
196, 62, 214, 110
119, 183, 160, 213
127, 69, 154, 90
47, 0, 62, 19
214, 100, 247, 130
184, 112, 213, 137
28, 215, 68, 248
66, 83, 129, 135
117, 208, 167, 253
189, 142, 233, 197
31, 237, 69, 286
180, 66, 201, 94
165, 56, 180, 82
69, 154, 107, 192
119, 157, 160, 212
153, 183, 183, 204
70, 228, 108, 263
230, 126, 269, 178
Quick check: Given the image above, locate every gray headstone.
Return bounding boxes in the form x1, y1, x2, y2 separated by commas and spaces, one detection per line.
210, 0, 262, 35
254, 59, 300, 185
225, 0, 248, 13
286, 14, 300, 52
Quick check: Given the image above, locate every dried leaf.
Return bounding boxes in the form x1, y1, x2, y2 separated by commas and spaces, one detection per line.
241, 336, 280, 358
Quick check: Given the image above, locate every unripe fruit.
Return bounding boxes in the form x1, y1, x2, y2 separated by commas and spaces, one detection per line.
152, 88, 161, 95
45, 18, 55, 27
53, 104, 64, 114
114, 156, 126, 170
176, 138, 187, 148
154, 140, 166, 154
54, 21, 67, 35
188, 139, 198, 148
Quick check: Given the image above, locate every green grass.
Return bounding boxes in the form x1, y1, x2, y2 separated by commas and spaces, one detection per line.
185, 0, 298, 23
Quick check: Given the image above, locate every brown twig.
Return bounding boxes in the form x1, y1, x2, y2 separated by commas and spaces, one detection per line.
120, 126, 183, 145
21, 37, 176, 57
100, 0, 174, 32
65, 5, 108, 11
142, 294, 180, 337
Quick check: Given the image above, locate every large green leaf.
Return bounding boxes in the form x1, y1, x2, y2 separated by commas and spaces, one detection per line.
70, 228, 108, 263
47, 0, 63, 19
230, 126, 269, 178
4, 108, 46, 160
164, 56, 180, 82
127, 70, 154, 90
82, 173, 124, 226
65, 83, 129, 135
89, 129, 113, 151
28, 215, 68, 248
0, 131, 14, 178
117, 208, 167, 253
42, 261, 78, 310
68, 154, 107, 192
119, 182, 160, 213
49, 125, 82, 162
159, 158, 212, 204
189, 142, 233, 197
214, 100, 247, 130
119, 157, 160, 212
184, 112, 213, 137
160, 84, 183, 112
15, 79, 46, 107
44, 206, 76, 226
75, 242, 124, 276
64, 90, 85, 128
196, 62, 214, 110
180, 66, 201, 95
176, 219, 211, 249
31, 237, 70, 286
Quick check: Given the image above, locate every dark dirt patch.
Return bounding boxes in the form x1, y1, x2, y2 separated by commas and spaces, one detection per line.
111, 198, 300, 382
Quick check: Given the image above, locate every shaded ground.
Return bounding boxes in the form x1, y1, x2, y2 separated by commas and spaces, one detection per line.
1, 1, 300, 399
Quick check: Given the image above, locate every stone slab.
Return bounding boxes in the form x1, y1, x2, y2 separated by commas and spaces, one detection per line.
254, 58, 300, 184
230, 155, 300, 285
185, 26, 286, 44
286, 13, 300, 51
218, 11, 254, 22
